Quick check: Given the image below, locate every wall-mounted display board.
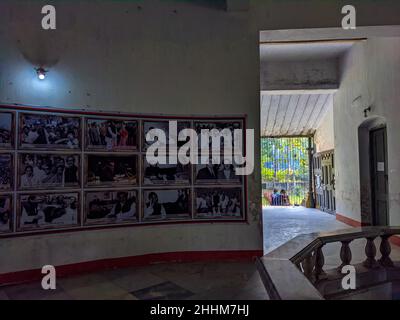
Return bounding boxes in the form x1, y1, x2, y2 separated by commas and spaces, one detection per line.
0, 106, 247, 237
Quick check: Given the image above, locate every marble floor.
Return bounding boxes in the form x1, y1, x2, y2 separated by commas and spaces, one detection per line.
2, 206, 397, 300
0, 261, 269, 300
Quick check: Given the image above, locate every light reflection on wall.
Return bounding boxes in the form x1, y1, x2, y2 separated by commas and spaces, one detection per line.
4, 59, 69, 108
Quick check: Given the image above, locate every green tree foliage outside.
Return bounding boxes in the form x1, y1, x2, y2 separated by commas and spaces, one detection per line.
261, 137, 309, 206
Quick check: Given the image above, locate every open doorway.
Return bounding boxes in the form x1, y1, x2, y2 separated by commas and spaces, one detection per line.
261, 136, 310, 207
260, 92, 345, 253
258, 33, 355, 253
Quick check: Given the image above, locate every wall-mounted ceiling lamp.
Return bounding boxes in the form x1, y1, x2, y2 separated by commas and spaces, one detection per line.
35, 67, 47, 80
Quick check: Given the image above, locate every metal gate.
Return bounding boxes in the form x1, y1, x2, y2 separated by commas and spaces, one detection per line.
313, 150, 336, 214
261, 137, 310, 206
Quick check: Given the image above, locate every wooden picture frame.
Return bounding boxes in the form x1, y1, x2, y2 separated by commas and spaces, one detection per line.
85, 117, 138, 152
17, 153, 81, 191
142, 120, 191, 152
17, 192, 81, 232
194, 162, 242, 185
19, 112, 81, 150
85, 153, 138, 188
142, 188, 191, 221
194, 187, 244, 220
142, 156, 191, 186
84, 189, 139, 226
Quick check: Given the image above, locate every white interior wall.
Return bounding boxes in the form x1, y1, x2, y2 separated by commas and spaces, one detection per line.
314, 105, 334, 153
0, 1, 264, 274
334, 37, 400, 224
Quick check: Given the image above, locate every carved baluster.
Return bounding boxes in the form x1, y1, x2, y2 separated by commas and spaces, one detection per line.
314, 246, 327, 280
302, 252, 315, 280
379, 235, 394, 267
337, 240, 352, 272
363, 237, 379, 269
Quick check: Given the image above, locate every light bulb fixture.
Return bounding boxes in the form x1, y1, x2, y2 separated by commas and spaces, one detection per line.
35, 67, 47, 80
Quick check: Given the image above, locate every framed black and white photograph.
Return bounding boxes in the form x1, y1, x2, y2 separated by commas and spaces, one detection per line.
85, 154, 138, 187
85, 118, 138, 151
142, 188, 191, 221
0, 195, 13, 234
17, 192, 80, 231
18, 153, 80, 190
194, 120, 242, 134
0, 153, 13, 191
143, 158, 190, 185
195, 159, 242, 184
84, 190, 138, 225
194, 187, 243, 219
0, 111, 15, 149
142, 120, 191, 151
19, 113, 81, 150
194, 120, 243, 152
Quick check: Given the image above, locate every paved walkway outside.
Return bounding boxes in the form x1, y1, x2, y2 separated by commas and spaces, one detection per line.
263, 206, 348, 254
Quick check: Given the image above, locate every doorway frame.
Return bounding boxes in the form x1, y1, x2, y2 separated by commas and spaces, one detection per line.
369, 125, 389, 226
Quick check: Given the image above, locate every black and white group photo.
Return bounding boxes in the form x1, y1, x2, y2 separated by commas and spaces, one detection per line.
195, 121, 242, 134
19, 153, 80, 189
18, 193, 79, 231
0, 153, 13, 191
143, 160, 190, 185
86, 154, 137, 187
143, 189, 190, 221
0, 111, 14, 148
86, 118, 138, 151
0, 195, 12, 233
195, 188, 243, 218
195, 158, 241, 184
142, 120, 191, 151
85, 190, 138, 225
19, 113, 80, 149
194, 120, 242, 151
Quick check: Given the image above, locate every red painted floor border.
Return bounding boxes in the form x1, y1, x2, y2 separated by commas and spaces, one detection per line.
336, 213, 364, 227
0, 250, 263, 287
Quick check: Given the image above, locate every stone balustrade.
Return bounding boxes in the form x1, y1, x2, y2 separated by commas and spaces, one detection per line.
256, 227, 400, 300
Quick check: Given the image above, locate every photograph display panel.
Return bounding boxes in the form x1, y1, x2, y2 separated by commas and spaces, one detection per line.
84, 190, 138, 225
86, 154, 138, 187
19, 113, 81, 150
194, 187, 243, 219
0, 153, 13, 191
0, 195, 13, 234
17, 192, 80, 231
18, 153, 80, 190
0, 106, 247, 236
85, 118, 138, 151
143, 188, 191, 221
0, 111, 14, 149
